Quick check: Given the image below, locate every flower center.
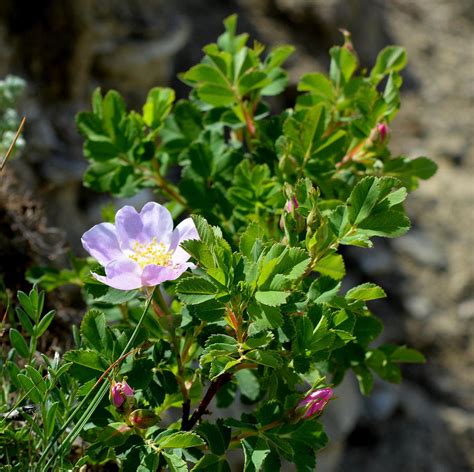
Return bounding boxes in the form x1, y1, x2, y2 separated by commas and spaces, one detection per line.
128, 237, 173, 268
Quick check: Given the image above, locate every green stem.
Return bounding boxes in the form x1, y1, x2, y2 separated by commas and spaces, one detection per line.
39, 289, 156, 471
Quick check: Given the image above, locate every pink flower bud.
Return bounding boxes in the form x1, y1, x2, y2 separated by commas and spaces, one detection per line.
111, 380, 134, 408
297, 388, 333, 418
285, 196, 299, 213
376, 123, 389, 142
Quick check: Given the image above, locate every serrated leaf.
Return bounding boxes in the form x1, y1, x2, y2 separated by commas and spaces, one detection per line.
64, 349, 108, 375
346, 283, 386, 301
236, 369, 260, 401
176, 276, 222, 304
245, 350, 281, 368
314, 252, 345, 280
156, 431, 205, 449
163, 452, 188, 472
192, 454, 231, 472
242, 437, 271, 472
197, 422, 228, 455
80, 309, 108, 353
255, 291, 289, 307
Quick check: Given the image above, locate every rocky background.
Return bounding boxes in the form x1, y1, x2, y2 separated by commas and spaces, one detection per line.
0, 0, 472, 470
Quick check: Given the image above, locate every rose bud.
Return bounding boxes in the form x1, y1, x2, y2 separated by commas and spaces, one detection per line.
128, 409, 159, 429
297, 388, 333, 419
285, 196, 299, 213
377, 123, 389, 142
110, 380, 135, 408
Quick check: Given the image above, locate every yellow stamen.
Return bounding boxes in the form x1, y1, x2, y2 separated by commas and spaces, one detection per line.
129, 237, 173, 268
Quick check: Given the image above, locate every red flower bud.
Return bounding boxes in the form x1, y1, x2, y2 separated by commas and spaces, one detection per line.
297, 388, 333, 418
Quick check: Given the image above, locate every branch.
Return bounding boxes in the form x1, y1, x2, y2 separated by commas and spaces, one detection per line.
182, 373, 232, 431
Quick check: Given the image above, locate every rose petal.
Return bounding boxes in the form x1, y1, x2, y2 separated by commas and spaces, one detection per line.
140, 202, 173, 244
111, 386, 125, 408
81, 222, 123, 266
99, 259, 143, 290
141, 263, 193, 287
170, 218, 199, 264
115, 205, 148, 251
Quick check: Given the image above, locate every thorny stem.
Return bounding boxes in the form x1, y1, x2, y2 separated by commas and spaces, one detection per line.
182, 373, 232, 431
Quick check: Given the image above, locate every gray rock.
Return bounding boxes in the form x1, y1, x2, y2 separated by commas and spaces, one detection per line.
393, 229, 447, 270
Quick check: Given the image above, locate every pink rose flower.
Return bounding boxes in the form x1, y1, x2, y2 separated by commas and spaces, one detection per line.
81, 202, 199, 290
111, 380, 134, 408
297, 387, 333, 418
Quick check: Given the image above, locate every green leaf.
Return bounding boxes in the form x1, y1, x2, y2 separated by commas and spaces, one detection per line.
329, 46, 358, 87
25, 365, 46, 394
358, 208, 410, 238
17, 291, 35, 319
346, 283, 386, 301
297, 72, 335, 104
240, 223, 265, 258
163, 452, 188, 472
242, 437, 271, 472
314, 252, 345, 280
255, 291, 289, 307
408, 157, 438, 179
176, 276, 223, 305
354, 365, 374, 395
192, 454, 231, 471
245, 350, 281, 368
80, 310, 109, 353
156, 431, 205, 449
15, 307, 34, 336
307, 277, 340, 304
353, 316, 383, 346
371, 46, 407, 83
387, 346, 426, 363
236, 369, 260, 401
9, 328, 29, 358
348, 176, 388, 225
64, 350, 106, 371
197, 422, 229, 455
76, 111, 104, 140
83, 139, 118, 161
143, 87, 175, 129
45, 401, 59, 439
35, 310, 55, 337
102, 90, 126, 140
17, 374, 42, 403
265, 44, 295, 69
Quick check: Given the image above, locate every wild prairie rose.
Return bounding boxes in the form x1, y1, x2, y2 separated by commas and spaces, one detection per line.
111, 380, 134, 408
297, 387, 333, 418
81, 202, 199, 290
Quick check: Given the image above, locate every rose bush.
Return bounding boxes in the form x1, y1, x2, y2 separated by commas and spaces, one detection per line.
1, 15, 436, 471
